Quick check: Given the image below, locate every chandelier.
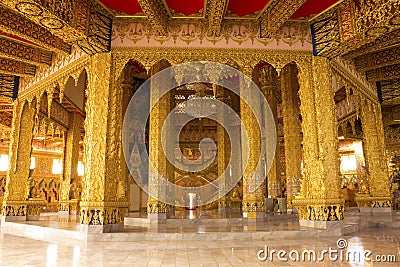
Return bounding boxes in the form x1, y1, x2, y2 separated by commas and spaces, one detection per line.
179, 82, 217, 118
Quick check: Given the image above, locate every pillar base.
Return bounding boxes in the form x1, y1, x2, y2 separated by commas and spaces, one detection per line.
355, 193, 372, 211
79, 201, 129, 233
1, 201, 27, 224
218, 206, 229, 216
147, 213, 167, 225
372, 207, 392, 215
243, 211, 265, 220
26, 198, 46, 221
299, 219, 344, 230
59, 199, 80, 216
359, 207, 373, 214
1, 215, 26, 226
79, 223, 124, 233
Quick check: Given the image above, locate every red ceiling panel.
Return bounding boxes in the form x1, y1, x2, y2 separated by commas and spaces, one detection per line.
100, 0, 143, 15
165, 0, 204, 16
227, 0, 271, 17
291, 0, 341, 19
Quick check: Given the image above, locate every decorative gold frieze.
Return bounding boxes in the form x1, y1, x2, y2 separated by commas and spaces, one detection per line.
18, 55, 90, 105
79, 202, 129, 225
242, 198, 266, 214
112, 19, 312, 48
147, 197, 170, 213
372, 197, 392, 208
1, 201, 26, 216
294, 198, 344, 221
331, 57, 378, 104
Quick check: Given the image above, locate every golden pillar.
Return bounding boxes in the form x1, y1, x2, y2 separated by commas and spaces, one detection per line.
147, 60, 173, 220
1, 99, 36, 222
59, 113, 83, 215
79, 53, 129, 233
292, 57, 344, 229
240, 66, 266, 219
259, 65, 281, 198
281, 64, 302, 207
357, 99, 392, 212
216, 86, 231, 212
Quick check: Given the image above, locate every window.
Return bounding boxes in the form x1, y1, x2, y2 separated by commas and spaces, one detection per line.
340, 154, 357, 172
0, 154, 9, 171
30, 157, 36, 170
77, 161, 84, 176
52, 158, 63, 174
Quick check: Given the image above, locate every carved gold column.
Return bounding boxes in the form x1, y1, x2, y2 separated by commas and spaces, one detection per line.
259, 65, 281, 198
147, 60, 173, 221
281, 64, 302, 207
240, 66, 265, 219
79, 53, 129, 233
292, 57, 344, 229
1, 99, 35, 222
59, 113, 82, 216
216, 86, 231, 212
358, 99, 392, 213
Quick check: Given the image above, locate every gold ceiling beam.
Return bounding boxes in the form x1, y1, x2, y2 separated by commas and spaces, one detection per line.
0, 36, 53, 67
366, 64, 400, 82
259, 0, 306, 38
311, 0, 399, 58
344, 29, 400, 59
0, 5, 71, 54
137, 0, 169, 36
206, 0, 228, 37
355, 45, 400, 72
0, 0, 90, 43
0, 57, 36, 77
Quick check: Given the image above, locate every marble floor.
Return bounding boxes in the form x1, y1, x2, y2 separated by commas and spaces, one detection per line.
1, 210, 400, 266
0, 228, 399, 266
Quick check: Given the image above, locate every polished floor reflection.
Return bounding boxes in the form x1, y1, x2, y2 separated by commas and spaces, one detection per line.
0, 227, 399, 266
1, 210, 400, 266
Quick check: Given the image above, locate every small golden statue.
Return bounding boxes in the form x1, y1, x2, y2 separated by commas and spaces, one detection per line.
27, 170, 40, 199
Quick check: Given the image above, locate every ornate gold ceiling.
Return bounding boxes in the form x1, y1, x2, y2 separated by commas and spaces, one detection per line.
0, 0, 399, 130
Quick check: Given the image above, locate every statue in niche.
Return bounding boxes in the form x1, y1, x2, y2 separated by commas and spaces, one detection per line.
358, 167, 370, 194
69, 179, 81, 200
27, 169, 40, 199
231, 186, 241, 201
